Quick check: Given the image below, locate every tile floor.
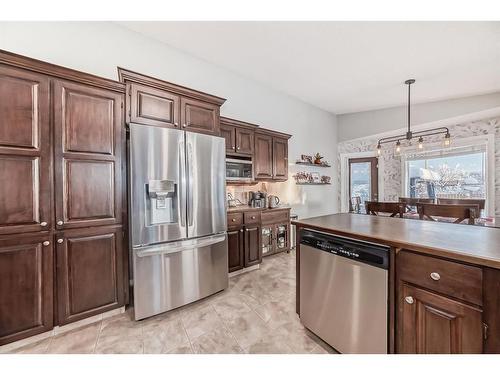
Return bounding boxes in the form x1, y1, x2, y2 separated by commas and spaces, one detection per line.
6, 251, 335, 354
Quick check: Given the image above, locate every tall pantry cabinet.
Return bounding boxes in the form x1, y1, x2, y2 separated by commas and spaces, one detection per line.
0, 50, 127, 345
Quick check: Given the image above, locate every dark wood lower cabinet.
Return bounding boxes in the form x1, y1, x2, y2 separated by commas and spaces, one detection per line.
398, 282, 483, 353
56, 225, 124, 325
0, 234, 53, 345
244, 226, 262, 267
227, 228, 244, 272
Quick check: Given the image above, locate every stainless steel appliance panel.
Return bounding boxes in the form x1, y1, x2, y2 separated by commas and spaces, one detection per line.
129, 124, 187, 246
133, 234, 228, 320
300, 230, 388, 354
186, 131, 227, 239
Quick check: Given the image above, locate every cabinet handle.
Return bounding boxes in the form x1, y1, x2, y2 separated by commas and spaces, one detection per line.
483, 323, 489, 340
57, 220, 63, 226
430, 272, 441, 281
42, 241, 50, 246
57, 239, 63, 244
40, 221, 47, 227
404, 296, 414, 304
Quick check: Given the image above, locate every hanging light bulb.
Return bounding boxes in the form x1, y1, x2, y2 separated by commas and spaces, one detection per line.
443, 132, 451, 147
418, 136, 424, 149
377, 143, 382, 156
395, 140, 401, 154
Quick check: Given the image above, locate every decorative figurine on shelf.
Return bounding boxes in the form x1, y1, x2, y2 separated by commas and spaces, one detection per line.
321, 175, 331, 184
314, 153, 324, 165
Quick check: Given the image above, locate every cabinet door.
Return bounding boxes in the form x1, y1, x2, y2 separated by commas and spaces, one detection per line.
244, 226, 262, 267
235, 127, 254, 155
0, 234, 53, 345
254, 133, 273, 179
54, 80, 123, 230
128, 83, 180, 128
272, 137, 288, 180
227, 228, 244, 272
261, 225, 274, 257
398, 283, 483, 354
56, 226, 124, 325
0, 66, 52, 235
274, 222, 289, 253
220, 124, 236, 153
180, 97, 219, 135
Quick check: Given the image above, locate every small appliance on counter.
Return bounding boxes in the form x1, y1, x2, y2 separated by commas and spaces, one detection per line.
268, 195, 280, 208
249, 191, 267, 208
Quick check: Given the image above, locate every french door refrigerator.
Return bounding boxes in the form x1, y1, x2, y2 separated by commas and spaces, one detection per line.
129, 124, 228, 320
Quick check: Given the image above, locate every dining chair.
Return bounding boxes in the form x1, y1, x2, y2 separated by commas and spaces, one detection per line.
366, 201, 405, 218
436, 198, 485, 210
399, 197, 435, 213
416, 203, 479, 225
349, 196, 362, 213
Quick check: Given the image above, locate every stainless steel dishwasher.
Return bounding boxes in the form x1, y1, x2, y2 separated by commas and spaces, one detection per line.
299, 228, 389, 354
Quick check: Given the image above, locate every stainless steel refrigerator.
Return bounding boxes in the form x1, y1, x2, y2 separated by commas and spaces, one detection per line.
129, 124, 228, 320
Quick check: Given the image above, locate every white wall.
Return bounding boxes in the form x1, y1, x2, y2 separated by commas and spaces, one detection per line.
338, 92, 500, 141
0, 21, 338, 219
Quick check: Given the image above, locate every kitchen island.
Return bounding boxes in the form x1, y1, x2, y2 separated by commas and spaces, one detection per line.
292, 213, 500, 354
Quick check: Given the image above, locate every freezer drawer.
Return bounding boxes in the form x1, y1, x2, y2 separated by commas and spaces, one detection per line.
132, 234, 228, 320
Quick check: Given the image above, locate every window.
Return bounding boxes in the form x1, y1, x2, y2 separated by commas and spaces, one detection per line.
405, 151, 486, 200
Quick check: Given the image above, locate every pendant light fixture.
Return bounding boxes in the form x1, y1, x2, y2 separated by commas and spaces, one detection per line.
377, 79, 451, 156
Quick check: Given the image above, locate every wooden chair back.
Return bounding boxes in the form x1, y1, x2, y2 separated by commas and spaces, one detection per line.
399, 197, 435, 212
366, 201, 404, 218
416, 203, 478, 225
436, 198, 485, 210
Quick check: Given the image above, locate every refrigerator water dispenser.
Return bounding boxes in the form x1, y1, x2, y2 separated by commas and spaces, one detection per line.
146, 179, 177, 225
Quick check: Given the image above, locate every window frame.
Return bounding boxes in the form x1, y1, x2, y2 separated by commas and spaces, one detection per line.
400, 134, 495, 216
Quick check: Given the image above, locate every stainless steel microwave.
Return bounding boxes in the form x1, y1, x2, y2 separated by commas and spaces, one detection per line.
226, 157, 253, 181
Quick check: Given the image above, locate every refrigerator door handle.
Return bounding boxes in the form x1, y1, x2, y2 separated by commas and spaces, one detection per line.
187, 141, 194, 227
179, 139, 187, 228
135, 233, 226, 258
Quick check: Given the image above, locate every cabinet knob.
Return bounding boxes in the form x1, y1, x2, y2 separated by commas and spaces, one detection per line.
404, 296, 414, 304
251, 216, 256, 219
430, 272, 441, 281
240, 229, 243, 232
42, 241, 50, 246
232, 146, 236, 150
174, 122, 179, 127
182, 124, 187, 128
57, 239, 63, 244
237, 146, 240, 150
57, 220, 63, 226
40, 221, 47, 227
232, 218, 236, 222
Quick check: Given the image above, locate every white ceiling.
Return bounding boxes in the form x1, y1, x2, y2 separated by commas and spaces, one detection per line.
118, 21, 500, 114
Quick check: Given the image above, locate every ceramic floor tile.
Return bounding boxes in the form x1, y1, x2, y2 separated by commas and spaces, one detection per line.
166, 343, 194, 354
224, 310, 270, 349
143, 318, 189, 354
212, 294, 252, 322
243, 333, 294, 354
94, 336, 144, 354
99, 314, 143, 339
191, 328, 243, 354
46, 322, 100, 354
7, 338, 52, 354
181, 305, 224, 340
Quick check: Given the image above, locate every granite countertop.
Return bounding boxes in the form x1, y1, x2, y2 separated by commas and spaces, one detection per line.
227, 205, 292, 213
292, 213, 500, 269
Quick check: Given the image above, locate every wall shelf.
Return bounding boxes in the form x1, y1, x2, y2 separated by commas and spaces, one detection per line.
295, 161, 331, 168
295, 182, 332, 186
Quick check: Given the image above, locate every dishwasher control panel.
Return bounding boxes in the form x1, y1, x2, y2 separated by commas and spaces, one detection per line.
300, 229, 389, 269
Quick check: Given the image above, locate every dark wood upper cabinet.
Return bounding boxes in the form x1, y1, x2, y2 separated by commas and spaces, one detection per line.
129, 83, 180, 128
118, 68, 226, 136
181, 97, 220, 135
220, 123, 236, 152
255, 130, 291, 181
236, 127, 254, 155
254, 133, 274, 179
272, 136, 288, 180
398, 282, 483, 354
53, 80, 123, 230
0, 66, 52, 235
56, 226, 124, 325
0, 234, 53, 345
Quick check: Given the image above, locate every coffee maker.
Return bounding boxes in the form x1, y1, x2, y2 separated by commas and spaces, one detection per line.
249, 191, 267, 208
